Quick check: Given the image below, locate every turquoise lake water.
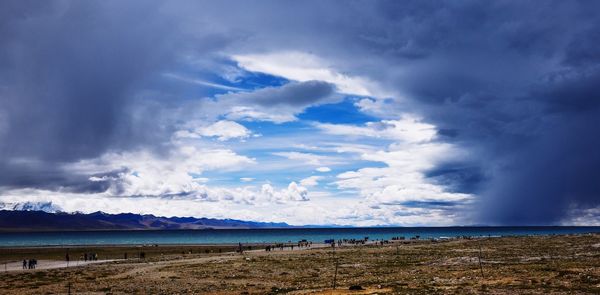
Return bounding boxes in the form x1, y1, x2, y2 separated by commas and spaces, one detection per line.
1, 227, 599, 247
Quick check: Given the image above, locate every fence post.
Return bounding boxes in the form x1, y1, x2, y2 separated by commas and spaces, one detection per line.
478, 240, 484, 278
333, 258, 339, 289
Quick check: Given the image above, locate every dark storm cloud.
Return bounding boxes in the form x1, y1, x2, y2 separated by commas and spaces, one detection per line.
0, 1, 160, 190
355, 1, 600, 224
425, 164, 486, 195
0, 1, 174, 161
1, 0, 599, 224
0, 1, 228, 191
481, 112, 600, 224
0, 159, 121, 194
218, 80, 336, 107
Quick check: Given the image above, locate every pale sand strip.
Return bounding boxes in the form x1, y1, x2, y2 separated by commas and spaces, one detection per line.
0, 242, 335, 273
1, 259, 115, 272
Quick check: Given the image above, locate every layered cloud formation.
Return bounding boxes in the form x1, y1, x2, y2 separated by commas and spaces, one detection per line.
1, 1, 599, 225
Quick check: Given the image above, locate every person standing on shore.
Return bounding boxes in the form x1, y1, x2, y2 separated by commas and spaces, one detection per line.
22, 260, 26, 270
28, 259, 36, 269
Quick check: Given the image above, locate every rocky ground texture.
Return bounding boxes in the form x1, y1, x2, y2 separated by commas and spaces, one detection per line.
0, 234, 599, 294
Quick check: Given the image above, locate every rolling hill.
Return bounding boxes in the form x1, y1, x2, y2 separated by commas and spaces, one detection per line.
0, 210, 290, 231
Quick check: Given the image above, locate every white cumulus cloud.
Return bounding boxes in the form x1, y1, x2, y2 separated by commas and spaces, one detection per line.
315, 115, 437, 143
300, 176, 322, 187
175, 120, 252, 141
272, 151, 336, 166
69, 145, 255, 197
232, 51, 389, 97
316, 166, 331, 172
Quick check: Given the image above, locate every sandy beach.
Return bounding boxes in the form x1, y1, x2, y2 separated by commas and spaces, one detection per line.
1, 234, 599, 294
2, 259, 115, 272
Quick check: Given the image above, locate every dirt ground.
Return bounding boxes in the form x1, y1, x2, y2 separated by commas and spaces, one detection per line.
0, 234, 599, 294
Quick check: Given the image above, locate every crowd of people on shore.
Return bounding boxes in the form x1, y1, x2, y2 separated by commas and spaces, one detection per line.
264, 243, 289, 251
22, 259, 37, 269
264, 240, 313, 252
334, 238, 369, 246
19, 252, 99, 271
262, 236, 408, 251
82, 253, 98, 261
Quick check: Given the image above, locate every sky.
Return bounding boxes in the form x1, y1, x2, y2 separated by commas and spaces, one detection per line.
1, 0, 599, 226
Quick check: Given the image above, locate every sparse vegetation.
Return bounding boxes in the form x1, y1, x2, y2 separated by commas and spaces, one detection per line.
0, 234, 598, 294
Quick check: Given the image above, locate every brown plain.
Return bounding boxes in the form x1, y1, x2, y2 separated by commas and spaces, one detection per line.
0, 234, 599, 294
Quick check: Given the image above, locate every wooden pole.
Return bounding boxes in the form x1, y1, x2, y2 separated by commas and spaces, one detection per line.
333, 258, 339, 290
478, 240, 484, 278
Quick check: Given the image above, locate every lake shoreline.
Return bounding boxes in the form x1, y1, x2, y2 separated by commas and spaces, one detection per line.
2, 226, 599, 247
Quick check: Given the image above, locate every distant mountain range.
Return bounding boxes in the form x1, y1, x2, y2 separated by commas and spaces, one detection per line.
0, 201, 62, 213
0, 210, 291, 231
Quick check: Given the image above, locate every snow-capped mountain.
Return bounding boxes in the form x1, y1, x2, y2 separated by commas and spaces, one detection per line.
0, 201, 62, 213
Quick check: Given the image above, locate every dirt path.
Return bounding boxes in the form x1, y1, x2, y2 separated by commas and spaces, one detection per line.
0, 243, 331, 274
1, 259, 115, 272
108, 243, 333, 279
